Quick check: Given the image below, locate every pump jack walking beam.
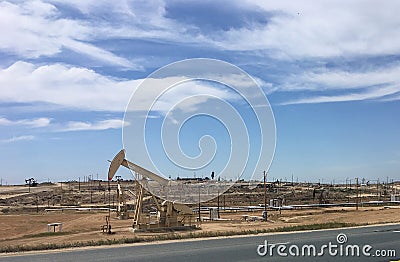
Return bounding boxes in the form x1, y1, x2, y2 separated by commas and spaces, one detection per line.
108, 149, 169, 186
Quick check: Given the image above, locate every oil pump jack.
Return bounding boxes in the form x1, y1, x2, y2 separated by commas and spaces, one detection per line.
108, 149, 195, 230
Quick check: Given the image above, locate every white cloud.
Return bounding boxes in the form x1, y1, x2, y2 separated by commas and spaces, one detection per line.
149, 80, 241, 113
0, 115, 128, 132
283, 65, 400, 91
1, 59, 398, 110
282, 84, 399, 105
0, 1, 138, 68
0, 117, 51, 127
2, 0, 400, 64
215, 0, 400, 59
380, 93, 400, 102
1, 1, 399, 108
62, 39, 138, 69
0, 135, 35, 143
0, 61, 136, 111
279, 64, 400, 104
59, 119, 128, 131
48, 0, 192, 41
0, 61, 243, 113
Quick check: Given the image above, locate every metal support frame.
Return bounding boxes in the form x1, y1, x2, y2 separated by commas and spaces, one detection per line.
108, 149, 194, 230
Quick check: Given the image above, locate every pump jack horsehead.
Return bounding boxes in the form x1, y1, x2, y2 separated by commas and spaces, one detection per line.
108, 149, 195, 230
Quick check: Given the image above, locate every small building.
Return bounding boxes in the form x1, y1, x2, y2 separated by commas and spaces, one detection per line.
390, 194, 400, 201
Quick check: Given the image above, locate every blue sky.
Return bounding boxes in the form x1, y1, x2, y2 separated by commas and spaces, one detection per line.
0, 0, 399, 185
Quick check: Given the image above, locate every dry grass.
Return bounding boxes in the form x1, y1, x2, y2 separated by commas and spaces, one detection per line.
0, 222, 359, 253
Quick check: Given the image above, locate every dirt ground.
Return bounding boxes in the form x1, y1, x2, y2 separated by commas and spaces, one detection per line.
0, 182, 399, 251
0, 206, 399, 251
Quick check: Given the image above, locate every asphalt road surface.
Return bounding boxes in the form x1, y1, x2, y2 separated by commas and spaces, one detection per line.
1, 224, 399, 262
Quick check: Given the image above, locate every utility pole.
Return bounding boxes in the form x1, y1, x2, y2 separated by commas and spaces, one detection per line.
386, 176, 389, 196
263, 171, 267, 222
108, 180, 111, 219
355, 177, 359, 211
217, 185, 220, 219
78, 177, 80, 192
377, 178, 380, 201
90, 175, 93, 203
198, 186, 201, 223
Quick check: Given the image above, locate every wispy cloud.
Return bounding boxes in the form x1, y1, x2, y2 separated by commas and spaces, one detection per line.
277, 65, 400, 104
281, 65, 400, 91
0, 117, 51, 127
0, 62, 244, 113
1, 0, 400, 109
209, 1, 400, 59
0, 1, 139, 69
0, 61, 136, 111
0, 135, 35, 143
379, 93, 400, 102
282, 84, 399, 105
58, 119, 128, 131
0, 116, 129, 132
2, 0, 400, 63
62, 39, 139, 69
1, 58, 398, 109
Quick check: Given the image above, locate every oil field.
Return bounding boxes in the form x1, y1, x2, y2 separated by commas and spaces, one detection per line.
1, 174, 399, 253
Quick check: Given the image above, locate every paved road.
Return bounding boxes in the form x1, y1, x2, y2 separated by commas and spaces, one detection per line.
1, 224, 399, 262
